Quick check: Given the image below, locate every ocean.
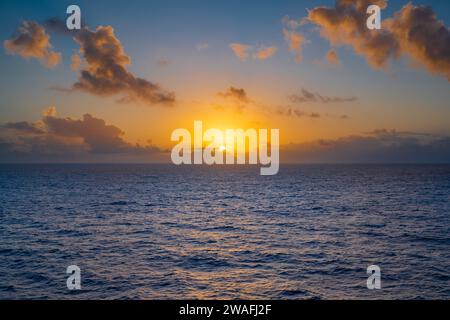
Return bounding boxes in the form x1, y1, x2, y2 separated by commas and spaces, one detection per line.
0, 164, 449, 299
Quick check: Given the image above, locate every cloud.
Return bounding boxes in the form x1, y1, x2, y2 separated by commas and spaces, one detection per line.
385, 3, 450, 81
230, 43, 252, 60
308, 0, 398, 69
253, 46, 278, 60
326, 49, 340, 65
71, 54, 81, 70
277, 107, 321, 119
283, 29, 305, 63
217, 87, 250, 104
4, 21, 61, 68
283, 130, 450, 163
44, 16, 86, 35
216, 86, 253, 113
72, 26, 175, 106
42, 106, 57, 117
0, 108, 165, 162
276, 106, 349, 120
3, 121, 45, 135
307, 1, 450, 81
289, 88, 357, 104
230, 43, 278, 61
282, 15, 306, 30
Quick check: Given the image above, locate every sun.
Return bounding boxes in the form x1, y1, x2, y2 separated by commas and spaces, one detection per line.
219, 145, 226, 152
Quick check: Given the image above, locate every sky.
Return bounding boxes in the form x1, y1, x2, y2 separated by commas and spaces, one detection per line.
0, 0, 450, 163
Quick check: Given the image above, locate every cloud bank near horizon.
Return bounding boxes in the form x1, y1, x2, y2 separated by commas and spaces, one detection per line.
1, 111, 450, 163
0, 108, 166, 163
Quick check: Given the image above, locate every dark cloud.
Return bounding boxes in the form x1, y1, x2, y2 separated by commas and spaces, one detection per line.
289, 88, 357, 104
217, 87, 250, 104
277, 107, 321, 118
44, 17, 71, 35
276, 106, 349, 120
3, 122, 45, 135
4, 20, 61, 68
385, 3, 450, 81
44, 17, 86, 35
308, 1, 450, 81
283, 130, 450, 163
71, 26, 175, 106
216, 86, 252, 113
0, 109, 166, 162
43, 114, 130, 153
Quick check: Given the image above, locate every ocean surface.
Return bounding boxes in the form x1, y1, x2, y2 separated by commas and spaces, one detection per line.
0, 164, 449, 300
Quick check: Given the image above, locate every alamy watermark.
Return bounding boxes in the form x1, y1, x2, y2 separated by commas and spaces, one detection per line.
171, 121, 279, 175
367, 265, 381, 290
66, 265, 81, 290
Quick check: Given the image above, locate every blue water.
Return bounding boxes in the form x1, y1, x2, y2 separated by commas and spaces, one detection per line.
0, 164, 449, 299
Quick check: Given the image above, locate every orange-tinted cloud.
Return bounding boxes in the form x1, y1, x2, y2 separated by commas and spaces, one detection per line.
42, 106, 57, 117
253, 46, 278, 60
70, 54, 81, 71
4, 21, 61, 68
385, 3, 450, 81
308, 0, 398, 69
326, 49, 340, 65
230, 43, 277, 61
308, 1, 450, 81
283, 29, 305, 63
72, 26, 175, 106
230, 43, 252, 60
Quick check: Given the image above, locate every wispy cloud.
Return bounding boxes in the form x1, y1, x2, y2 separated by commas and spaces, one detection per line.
276, 106, 349, 120
253, 46, 278, 60
283, 29, 305, 63
230, 43, 278, 61
326, 49, 340, 65
289, 88, 357, 104
282, 15, 307, 30
230, 43, 253, 61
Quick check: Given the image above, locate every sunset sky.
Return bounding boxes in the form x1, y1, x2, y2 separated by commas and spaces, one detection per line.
1, 0, 450, 163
